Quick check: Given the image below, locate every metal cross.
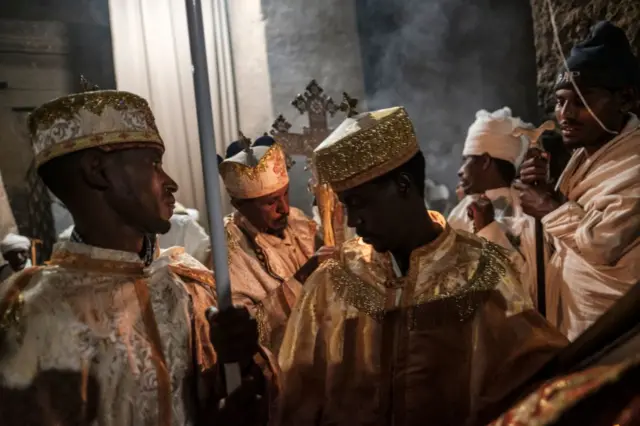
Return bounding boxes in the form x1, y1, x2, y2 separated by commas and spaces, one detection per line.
79, 75, 100, 92
270, 80, 358, 157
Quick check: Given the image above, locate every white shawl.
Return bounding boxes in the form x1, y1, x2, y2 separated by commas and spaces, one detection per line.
543, 114, 640, 340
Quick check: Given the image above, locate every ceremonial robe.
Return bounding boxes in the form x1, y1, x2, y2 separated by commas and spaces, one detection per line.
277, 212, 567, 426
0, 242, 277, 426
226, 207, 316, 355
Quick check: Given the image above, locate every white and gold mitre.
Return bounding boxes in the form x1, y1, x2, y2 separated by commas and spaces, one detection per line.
29, 87, 163, 167
313, 106, 419, 191
220, 143, 290, 199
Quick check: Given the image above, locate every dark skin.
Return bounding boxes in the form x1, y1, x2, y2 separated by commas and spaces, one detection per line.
338, 172, 440, 275
515, 86, 634, 219
4, 249, 29, 272
62, 147, 178, 253
231, 184, 334, 283
458, 153, 512, 231
54, 146, 264, 421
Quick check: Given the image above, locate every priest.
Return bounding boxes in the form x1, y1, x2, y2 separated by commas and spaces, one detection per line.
0, 86, 276, 425
220, 138, 333, 355
277, 106, 567, 426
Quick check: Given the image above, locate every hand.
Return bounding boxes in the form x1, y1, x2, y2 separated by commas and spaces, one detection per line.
455, 182, 465, 201
467, 194, 494, 232
212, 373, 269, 426
207, 305, 259, 366
294, 246, 337, 283
315, 245, 337, 264
513, 180, 561, 219
519, 152, 551, 187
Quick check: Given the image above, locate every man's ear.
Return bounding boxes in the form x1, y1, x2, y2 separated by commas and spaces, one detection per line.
78, 149, 110, 190
480, 153, 492, 170
396, 173, 413, 196
230, 197, 242, 211
618, 87, 638, 114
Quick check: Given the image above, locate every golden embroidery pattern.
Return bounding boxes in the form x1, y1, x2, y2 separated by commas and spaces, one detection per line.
254, 303, 271, 347
326, 259, 386, 320
314, 107, 419, 191
219, 144, 283, 180
35, 132, 163, 167
29, 90, 158, 134
450, 240, 509, 322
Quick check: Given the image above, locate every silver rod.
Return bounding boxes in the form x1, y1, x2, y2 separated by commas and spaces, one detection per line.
184, 0, 232, 311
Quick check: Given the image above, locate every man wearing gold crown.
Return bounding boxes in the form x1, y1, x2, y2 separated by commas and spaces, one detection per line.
0, 87, 276, 425
276, 106, 568, 426
219, 135, 333, 356
448, 107, 540, 306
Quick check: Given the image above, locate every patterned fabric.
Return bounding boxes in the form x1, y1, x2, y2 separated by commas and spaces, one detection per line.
0, 242, 275, 426
28, 90, 163, 167
277, 211, 568, 426
220, 144, 290, 199
313, 106, 420, 192
225, 207, 317, 356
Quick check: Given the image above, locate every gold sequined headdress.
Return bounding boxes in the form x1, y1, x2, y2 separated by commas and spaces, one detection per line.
220, 143, 290, 199
313, 106, 419, 191
28, 77, 163, 167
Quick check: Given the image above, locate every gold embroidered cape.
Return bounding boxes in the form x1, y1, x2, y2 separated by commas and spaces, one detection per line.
225, 207, 317, 355
0, 242, 278, 426
277, 213, 567, 426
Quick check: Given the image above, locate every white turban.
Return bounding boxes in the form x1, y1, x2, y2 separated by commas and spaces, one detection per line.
462, 107, 530, 167
1, 233, 31, 254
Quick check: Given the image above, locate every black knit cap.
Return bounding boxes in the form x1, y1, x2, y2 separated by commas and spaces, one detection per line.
251, 135, 276, 147
555, 21, 640, 91
225, 140, 244, 159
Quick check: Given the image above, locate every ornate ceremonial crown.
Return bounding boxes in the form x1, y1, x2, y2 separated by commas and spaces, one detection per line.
219, 143, 290, 199
28, 77, 163, 167
313, 106, 419, 191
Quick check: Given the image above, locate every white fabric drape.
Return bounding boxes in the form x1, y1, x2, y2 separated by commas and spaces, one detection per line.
108, 0, 237, 221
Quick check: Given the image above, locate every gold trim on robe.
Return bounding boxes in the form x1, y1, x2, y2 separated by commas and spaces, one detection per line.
277, 212, 567, 426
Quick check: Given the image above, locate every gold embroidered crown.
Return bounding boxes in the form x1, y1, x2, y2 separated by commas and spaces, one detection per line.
220, 143, 290, 199
313, 106, 419, 191
28, 76, 163, 167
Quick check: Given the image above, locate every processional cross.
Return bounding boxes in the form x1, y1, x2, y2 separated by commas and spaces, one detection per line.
270, 80, 358, 246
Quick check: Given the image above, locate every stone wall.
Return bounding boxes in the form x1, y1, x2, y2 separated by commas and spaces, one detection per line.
0, 0, 115, 252
530, 0, 640, 116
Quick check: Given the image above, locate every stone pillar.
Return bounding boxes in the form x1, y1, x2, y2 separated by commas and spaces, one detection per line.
530, 0, 640, 116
